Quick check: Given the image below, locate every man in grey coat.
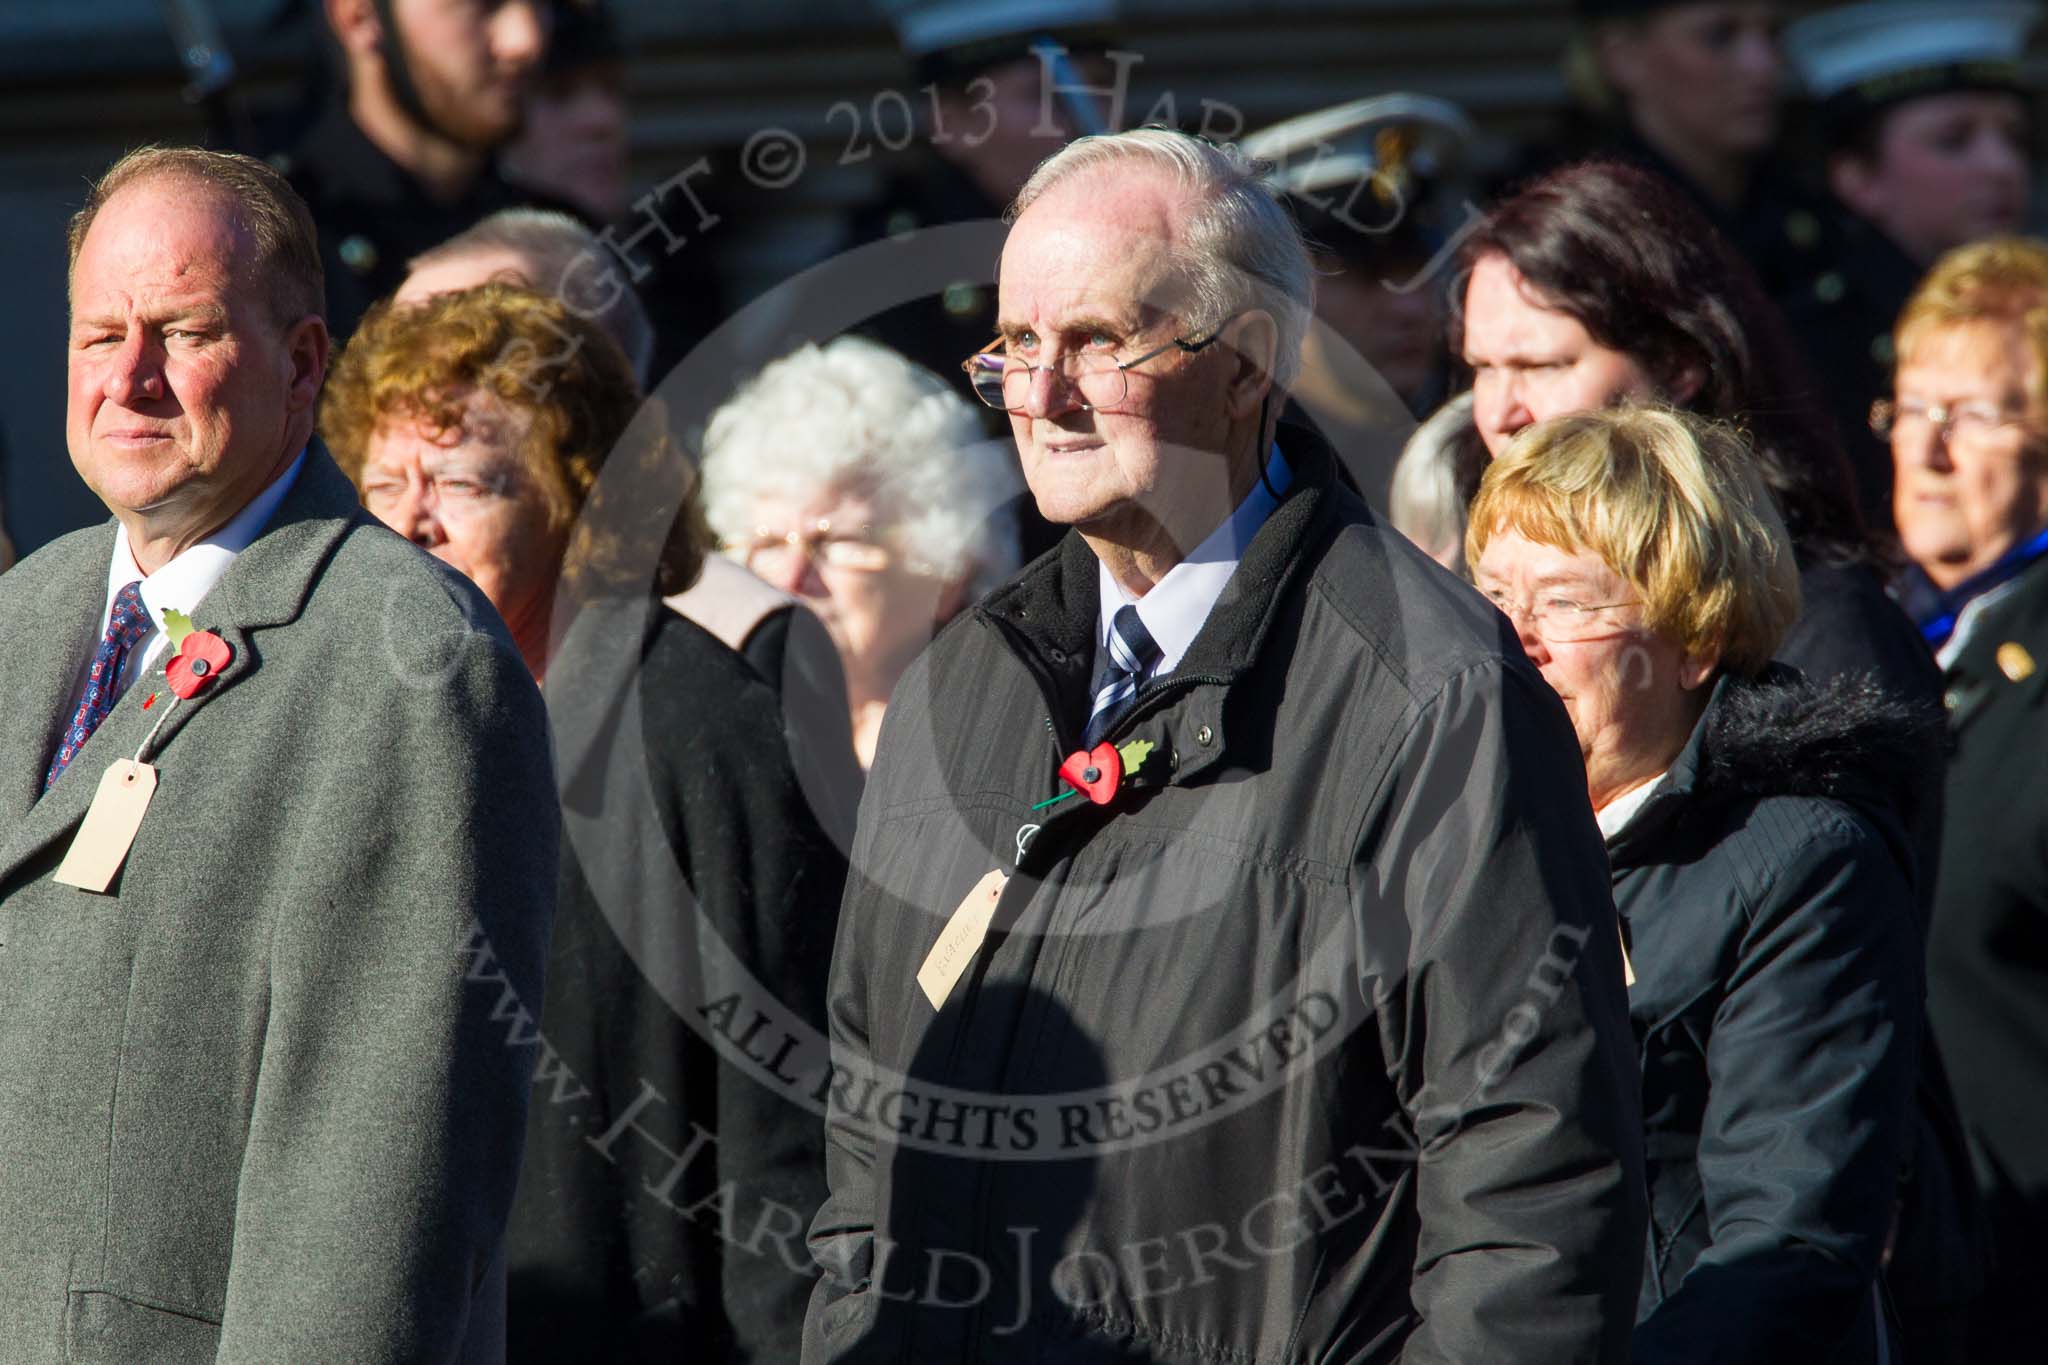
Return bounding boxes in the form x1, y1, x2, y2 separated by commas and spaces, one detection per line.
0, 147, 556, 1360
803, 130, 1646, 1362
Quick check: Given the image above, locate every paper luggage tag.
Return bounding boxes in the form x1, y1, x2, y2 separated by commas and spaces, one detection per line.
52, 759, 158, 893
1618, 924, 1636, 989
917, 869, 1008, 1010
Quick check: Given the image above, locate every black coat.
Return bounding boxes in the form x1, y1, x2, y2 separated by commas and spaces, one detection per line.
733, 601, 866, 855
1778, 558, 1949, 898
1606, 670, 1927, 1364
506, 606, 850, 1362
1775, 212, 1925, 536
804, 443, 1647, 1362
1926, 556, 2048, 1362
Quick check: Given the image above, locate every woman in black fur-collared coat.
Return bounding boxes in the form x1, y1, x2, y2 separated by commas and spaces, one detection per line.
1472, 408, 1927, 1365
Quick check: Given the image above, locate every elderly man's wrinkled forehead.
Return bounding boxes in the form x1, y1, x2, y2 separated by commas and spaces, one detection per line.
997, 165, 1201, 335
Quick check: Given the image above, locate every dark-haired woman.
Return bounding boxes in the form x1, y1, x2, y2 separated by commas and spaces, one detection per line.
1454, 158, 1936, 714
1446, 157, 1979, 1353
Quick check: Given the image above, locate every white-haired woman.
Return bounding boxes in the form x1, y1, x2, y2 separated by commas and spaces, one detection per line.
701, 335, 1023, 767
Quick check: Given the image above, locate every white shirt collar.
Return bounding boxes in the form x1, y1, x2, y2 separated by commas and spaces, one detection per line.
1095, 443, 1292, 677
97, 447, 306, 680
1596, 768, 1669, 843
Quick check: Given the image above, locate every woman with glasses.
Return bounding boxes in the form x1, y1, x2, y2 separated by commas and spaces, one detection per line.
1472, 406, 1925, 1365
1882, 237, 2048, 1364
700, 336, 1023, 768
321, 284, 850, 1363
1452, 158, 1985, 1361
1451, 160, 1939, 709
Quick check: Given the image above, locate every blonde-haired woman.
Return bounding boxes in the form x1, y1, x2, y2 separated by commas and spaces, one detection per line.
1471, 406, 1925, 1364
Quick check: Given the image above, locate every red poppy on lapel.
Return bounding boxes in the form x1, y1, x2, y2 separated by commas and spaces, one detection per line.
1058, 743, 1124, 805
166, 630, 232, 700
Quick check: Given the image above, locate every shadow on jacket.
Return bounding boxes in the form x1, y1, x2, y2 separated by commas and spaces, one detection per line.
815, 983, 1106, 1360
1608, 668, 1934, 1364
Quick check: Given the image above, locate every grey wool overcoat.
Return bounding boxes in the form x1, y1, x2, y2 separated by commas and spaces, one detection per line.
0, 448, 558, 1362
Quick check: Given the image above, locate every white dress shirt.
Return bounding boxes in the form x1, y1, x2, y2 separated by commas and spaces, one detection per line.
1091, 444, 1292, 688
74, 448, 306, 711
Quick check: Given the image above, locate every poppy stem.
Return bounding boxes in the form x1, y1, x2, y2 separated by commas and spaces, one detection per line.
1030, 788, 1080, 812
133, 695, 180, 764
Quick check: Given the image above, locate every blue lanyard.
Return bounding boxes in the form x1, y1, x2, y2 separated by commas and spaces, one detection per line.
1918, 524, 2048, 649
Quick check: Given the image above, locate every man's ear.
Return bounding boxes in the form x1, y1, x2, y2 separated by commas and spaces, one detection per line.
1221, 310, 1279, 421
1829, 152, 1884, 221
283, 314, 332, 416
324, 0, 382, 61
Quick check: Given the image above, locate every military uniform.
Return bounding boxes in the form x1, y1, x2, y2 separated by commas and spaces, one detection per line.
1776, 207, 1923, 534
1924, 552, 2048, 1363
274, 102, 585, 342
841, 153, 1006, 404
1780, 0, 2047, 538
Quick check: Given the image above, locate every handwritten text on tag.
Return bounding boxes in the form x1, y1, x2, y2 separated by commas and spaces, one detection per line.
916, 869, 1008, 1010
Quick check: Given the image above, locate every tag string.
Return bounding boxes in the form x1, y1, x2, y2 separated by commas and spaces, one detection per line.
133, 695, 180, 764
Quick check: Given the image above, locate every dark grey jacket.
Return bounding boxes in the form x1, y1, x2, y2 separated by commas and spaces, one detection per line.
1607, 670, 1926, 1365
803, 445, 1646, 1363
0, 451, 557, 1362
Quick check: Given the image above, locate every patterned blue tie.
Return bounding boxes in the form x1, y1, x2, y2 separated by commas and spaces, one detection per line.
1084, 605, 1162, 747
46, 581, 151, 791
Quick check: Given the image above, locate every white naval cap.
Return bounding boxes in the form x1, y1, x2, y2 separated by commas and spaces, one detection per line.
877, 0, 1118, 59
1241, 93, 1475, 201
1784, 0, 2041, 104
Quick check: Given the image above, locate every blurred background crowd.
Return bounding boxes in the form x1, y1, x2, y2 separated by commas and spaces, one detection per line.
0, 0, 2039, 555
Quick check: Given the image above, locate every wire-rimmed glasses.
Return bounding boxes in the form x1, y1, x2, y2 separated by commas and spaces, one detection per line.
1870, 397, 2036, 445
726, 519, 893, 579
961, 327, 1226, 413
1480, 588, 1643, 642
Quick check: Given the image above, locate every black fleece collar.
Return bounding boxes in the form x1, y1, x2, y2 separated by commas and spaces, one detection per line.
1607, 663, 1936, 864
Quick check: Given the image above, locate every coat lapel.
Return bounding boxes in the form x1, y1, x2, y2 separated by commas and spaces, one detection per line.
0, 447, 366, 890
1945, 559, 2048, 737
0, 522, 117, 845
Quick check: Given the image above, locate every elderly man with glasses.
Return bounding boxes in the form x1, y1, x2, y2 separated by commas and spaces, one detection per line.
801, 128, 1646, 1364
1884, 236, 2048, 1363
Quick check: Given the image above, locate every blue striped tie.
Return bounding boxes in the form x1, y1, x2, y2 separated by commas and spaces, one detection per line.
1084, 605, 1162, 747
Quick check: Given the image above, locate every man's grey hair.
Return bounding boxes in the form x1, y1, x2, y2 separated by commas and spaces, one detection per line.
1008, 128, 1314, 389
699, 336, 1023, 596
408, 208, 655, 386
